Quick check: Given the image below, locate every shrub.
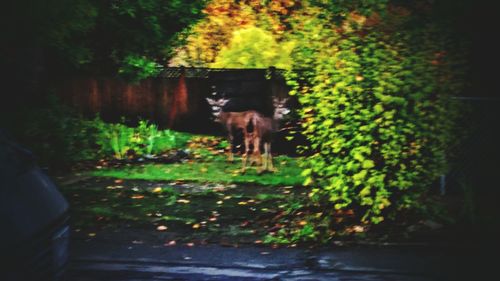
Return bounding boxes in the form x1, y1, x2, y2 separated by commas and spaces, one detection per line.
286, 8, 468, 226
93, 118, 190, 159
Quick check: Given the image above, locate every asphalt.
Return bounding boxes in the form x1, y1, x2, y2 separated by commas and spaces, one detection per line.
64, 234, 492, 281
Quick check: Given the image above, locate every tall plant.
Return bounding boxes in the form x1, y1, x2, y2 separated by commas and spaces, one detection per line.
286, 4, 468, 225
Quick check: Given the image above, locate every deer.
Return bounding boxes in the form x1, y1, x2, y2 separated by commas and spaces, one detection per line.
243, 98, 289, 173
206, 97, 254, 163
207, 96, 289, 173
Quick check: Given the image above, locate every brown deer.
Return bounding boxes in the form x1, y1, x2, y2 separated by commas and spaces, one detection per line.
206, 97, 289, 173
206, 97, 254, 163
243, 98, 289, 173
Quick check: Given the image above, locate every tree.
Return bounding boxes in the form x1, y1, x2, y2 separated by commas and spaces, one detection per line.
1, 0, 207, 81
211, 26, 294, 69
169, 0, 301, 67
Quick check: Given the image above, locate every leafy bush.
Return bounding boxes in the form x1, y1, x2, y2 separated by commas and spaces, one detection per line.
1, 95, 193, 170
94, 118, 190, 159
286, 6, 468, 226
118, 55, 163, 82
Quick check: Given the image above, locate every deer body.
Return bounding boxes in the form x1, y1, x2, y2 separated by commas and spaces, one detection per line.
244, 100, 289, 172
218, 110, 255, 162
207, 97, 288, 173
206, 98, 254, 163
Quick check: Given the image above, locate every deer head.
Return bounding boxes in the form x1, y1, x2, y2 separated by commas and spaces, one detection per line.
272, 98, 290, 120
206, 97, 229, 122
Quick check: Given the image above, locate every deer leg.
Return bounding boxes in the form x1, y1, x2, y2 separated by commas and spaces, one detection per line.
265, 142, 276, 172
252, 136, 264, 174
241, 132, 251, 173
227, 131, 234, 162
261, 142, 269, 172
253, 136, 261, 165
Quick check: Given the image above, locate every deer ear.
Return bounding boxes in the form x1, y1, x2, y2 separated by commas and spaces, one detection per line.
206, 98, 215, 105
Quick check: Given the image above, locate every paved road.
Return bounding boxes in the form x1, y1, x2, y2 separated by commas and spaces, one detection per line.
65, 236, 485, 281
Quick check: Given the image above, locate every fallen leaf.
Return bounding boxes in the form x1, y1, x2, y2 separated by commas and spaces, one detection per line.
131, 195, 145, 199
114, 179, 124, 184
177, 199, 190, 204
216, 200, 223, 205
164, 240, 176, 246
156, 225, 168, 231
238, 201, 248, 205
88, 233, 96, 237
298, 220, 307, 226
186, 242, 195, 247
352, 225, 365, 233
152, 187, 163, 193
254, 240, 262, 244
192, 223, 200, 229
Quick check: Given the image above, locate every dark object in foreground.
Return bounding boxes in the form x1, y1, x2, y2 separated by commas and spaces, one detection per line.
0, 130, 70, 281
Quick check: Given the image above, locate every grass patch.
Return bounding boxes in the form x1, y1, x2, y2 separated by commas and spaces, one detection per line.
61, 178, 310, 244
90, 155, 304, 186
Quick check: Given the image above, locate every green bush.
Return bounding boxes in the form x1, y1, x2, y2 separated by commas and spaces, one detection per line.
93, 118, 191, 159
2, 95, 193, 169
286, 8, 468, 226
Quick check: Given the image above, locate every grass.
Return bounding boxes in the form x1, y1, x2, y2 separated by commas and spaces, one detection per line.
60, 179, 310, 244
62, 133, 311, 245
90, 155, 305, 186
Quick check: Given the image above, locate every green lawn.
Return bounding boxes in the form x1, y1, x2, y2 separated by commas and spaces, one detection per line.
90, 155, 305, 186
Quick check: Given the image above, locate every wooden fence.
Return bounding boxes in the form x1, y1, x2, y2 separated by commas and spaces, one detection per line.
55, 67, 289, 133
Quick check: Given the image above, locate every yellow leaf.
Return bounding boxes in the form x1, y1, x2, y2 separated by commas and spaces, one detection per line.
152, 187, 162, 193
192, 223, 200, 229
